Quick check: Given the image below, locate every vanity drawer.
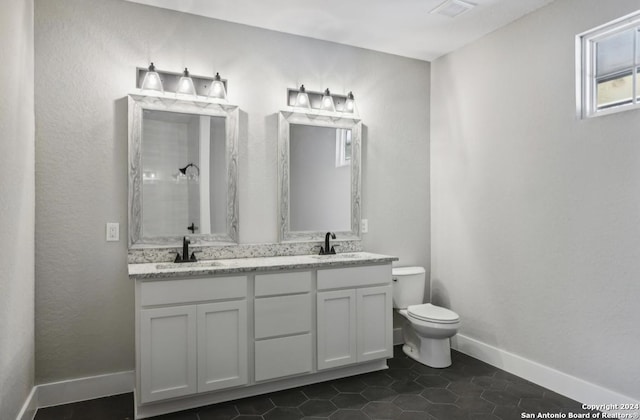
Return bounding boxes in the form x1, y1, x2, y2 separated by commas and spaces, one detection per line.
255, 334, 312, 382
255, 271, 311, 297
141, 276, 247, 306
254, 294, 311, 339
317, 265, 391, 290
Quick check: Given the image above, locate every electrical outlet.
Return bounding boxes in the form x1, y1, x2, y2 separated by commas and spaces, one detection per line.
106, 222, 119, 242
361, 219, 369, 234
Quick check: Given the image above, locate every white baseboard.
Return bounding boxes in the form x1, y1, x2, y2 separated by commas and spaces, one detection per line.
452, 334, 639, 412
16, 386, 37, 420
37, 370, 134, 408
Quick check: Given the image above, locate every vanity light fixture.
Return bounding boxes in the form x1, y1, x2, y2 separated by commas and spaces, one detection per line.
295, 84, 311, 109
137, 65, 228, 100
287, 86, 358, 115
344, 91, 356, 113
320, 88, 336, 112
140, 62, 164, 93
208, 72, 227, 101
176, 68, 197, 98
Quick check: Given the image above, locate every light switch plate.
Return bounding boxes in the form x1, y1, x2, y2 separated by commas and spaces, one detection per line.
106, 222, 119, 241
361, 219, 369, 234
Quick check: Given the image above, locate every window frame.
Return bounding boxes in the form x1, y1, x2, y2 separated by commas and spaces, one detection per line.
576, 10, 640, 118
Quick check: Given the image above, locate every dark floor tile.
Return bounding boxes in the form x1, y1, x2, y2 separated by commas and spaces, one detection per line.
34, 404, 74, 420
481, 389, 520, 406
389, 380, 423, 394
421, 388, 458, 404
426, 403, 469, 420
506, 381, 545, 398
269, 389, 308, 407
298, 400, 337, 417
362, 401, 403, 419
393, 394, 431, 411
469, 414, 501, 420
331, 393, 368, 409
471, 376, 509, 390
387, 356, 414, 369
518, 397, 563, 412
329, 409, 370, 420
301, 382, 339, 399
235, 396, 275, 415
332, 376, 368, 393
493, 405, 523, 420
415, 374, 449, 388
263, 406, 304, 420
235, 416, 263, 420
197, 402, 238, 420
360, 371, 394, 387
454, 396, 495, 413
386, 368, 420, 382
447, 380, 486, 397
399, 412, 437, 420
542, 390, 589, 412
361, 386, 399, 402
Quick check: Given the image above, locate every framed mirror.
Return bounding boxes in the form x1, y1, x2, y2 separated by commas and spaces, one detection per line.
128, 94, 239, 247
278, 110, 362, 242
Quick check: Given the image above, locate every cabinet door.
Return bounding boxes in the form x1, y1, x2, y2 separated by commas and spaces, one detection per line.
197, 300, 248, 393
356, 285, 393, 362
140, 306, 197, 403
317, 289, 357, 370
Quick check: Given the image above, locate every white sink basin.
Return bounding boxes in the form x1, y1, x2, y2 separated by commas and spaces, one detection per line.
155, 261, 224, 270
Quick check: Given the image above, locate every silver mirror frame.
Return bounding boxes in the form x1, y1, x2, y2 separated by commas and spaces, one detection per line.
278, 110, 362, 242
128, 94, 239, 248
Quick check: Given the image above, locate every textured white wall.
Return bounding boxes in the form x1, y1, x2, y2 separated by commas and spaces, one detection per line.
431, 0, 640, 399
0, 0, 35, 417
34, 0, 430, 382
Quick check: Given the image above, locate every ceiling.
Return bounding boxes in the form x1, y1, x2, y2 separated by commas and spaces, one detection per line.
126, 0, 555, 61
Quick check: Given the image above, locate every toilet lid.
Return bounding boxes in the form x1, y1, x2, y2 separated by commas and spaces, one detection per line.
408, 303, 459, 324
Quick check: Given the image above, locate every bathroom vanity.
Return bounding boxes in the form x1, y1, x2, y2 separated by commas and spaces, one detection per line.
129, 252, 397, 418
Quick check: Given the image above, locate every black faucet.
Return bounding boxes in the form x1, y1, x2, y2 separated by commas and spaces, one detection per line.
175, 236, 198, 263
319, 232, 337, 255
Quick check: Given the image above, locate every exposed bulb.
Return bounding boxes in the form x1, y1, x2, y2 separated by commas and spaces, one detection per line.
295, 84, 310, 108
141, 62, 164, 93
344, 91, 355, 113
176, 68, 197, 98
208, 72, 227, 101
321, 88, 336, 112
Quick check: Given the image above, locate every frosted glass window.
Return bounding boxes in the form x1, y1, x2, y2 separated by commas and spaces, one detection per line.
577, 11, 640, 117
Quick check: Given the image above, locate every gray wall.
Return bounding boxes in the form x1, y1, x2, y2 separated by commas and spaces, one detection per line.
0, 0, 35, 417
431, 0, 640, 399
34, 0, 430, 382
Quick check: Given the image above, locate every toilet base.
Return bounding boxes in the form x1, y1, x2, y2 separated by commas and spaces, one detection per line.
402, 337, 452, 369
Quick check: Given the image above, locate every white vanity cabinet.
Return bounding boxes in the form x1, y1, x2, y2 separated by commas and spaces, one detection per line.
254, 271, 312, 382
317, 265, 393, 370
132, 256, 396, 419
137, 276, 248, 404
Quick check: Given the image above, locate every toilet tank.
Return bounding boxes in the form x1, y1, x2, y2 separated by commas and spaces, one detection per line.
392, 266, 426, 309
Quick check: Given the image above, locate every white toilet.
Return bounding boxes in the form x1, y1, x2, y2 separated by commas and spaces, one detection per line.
392, 266, 460, 368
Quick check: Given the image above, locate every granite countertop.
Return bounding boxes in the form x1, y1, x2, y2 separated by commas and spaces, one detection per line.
128, 252, 398, 280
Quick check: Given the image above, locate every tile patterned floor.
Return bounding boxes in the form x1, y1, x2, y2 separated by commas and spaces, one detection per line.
35, 346, 592, 420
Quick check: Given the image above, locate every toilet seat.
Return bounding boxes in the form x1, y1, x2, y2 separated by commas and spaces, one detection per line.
407, 303, 459, 324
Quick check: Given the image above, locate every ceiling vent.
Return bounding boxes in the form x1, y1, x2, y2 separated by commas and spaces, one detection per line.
430, 0, 476, 18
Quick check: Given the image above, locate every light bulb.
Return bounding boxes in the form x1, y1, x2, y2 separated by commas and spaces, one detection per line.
344, 91, 355, 113
141, 62, 164, 93
207, 73, 227, 101
295, 84, 310, 109
321, 88, 336, 112
176, 68, 197, 98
